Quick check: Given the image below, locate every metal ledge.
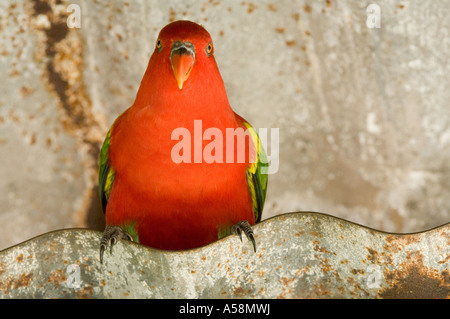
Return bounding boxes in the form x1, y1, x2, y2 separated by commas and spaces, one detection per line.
0, 212, 448, 298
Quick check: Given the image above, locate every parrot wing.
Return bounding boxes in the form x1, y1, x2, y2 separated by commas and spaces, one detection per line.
241, 119, 268, 223
98, 125, 115, 214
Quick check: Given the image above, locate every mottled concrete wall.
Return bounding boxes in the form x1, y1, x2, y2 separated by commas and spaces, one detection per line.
0, 0, 449, 250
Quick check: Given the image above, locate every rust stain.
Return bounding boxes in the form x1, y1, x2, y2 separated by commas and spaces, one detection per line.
0, 263, 6, 277
32, 0, 51, 14
384, 234, 417, 253
379, 251, 450, 298
16, 254, 24, 263
345, 276, 369, 298
267, 4, 277, 12
319, 256, 333, 273
438, 253, 449, 265
247, 2, 257, 14
285, 40, 296, 47
16, 273, 33, 288
366, 247, 378, 263
241, 1, 257, 14
350, 269, 365, 275
258, 287, 266, 295
294, 266, 309, 277
0, 273, 33, 294
9, 69, 21, 77
29, 0, 107, 230
74, 285, 94, 299
310, 231, 323, 238
7, 109, 20, 124
309, 282, 334, 298
47, 269, 66, 288
48, 240, 60, 251
208, 0, 221, 6
312, 240, 330, 253
280, 276, 295, 286
257, 269, 267, 277
233, 286, 249, 296
168, 7, 176, 22
366, 247, 393, 265
277, 276, 297, 298
20, 85, 35, 98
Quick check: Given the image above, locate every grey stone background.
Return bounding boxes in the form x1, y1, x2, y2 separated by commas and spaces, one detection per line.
0, 0, 449, 250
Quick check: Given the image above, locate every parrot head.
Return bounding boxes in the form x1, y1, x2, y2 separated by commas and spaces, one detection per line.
155, 20, 215, 90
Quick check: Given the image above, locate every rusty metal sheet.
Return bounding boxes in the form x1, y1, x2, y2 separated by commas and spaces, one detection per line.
0, 212, 448, 298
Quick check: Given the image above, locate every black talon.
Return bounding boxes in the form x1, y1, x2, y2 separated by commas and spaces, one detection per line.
231, 220, 257, 252
99, 226, 133, 264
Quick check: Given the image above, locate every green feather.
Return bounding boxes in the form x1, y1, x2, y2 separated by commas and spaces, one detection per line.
242, 122, 268, 223
121, 222, 140, 243
99, 126, 115, 213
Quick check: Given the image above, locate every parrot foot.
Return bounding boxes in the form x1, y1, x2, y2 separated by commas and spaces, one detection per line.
99, 225, 133, 264
231, 220, 257, 252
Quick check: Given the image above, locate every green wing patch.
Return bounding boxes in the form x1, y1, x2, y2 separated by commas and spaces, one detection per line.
243, 122, 268, 223
99, 127, 115, 213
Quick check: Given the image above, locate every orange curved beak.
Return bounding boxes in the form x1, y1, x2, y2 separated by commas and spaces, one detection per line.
170, 41, 195, 90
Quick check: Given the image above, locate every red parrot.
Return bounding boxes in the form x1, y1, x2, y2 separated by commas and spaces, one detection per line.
99, 20, 267, 263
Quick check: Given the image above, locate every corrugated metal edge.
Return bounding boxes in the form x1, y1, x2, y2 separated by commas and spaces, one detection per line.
0, 212, 448, 298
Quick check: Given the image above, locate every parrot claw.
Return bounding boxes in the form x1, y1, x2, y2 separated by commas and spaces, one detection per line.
99, 226, 133, 264
231, 220, 257, 252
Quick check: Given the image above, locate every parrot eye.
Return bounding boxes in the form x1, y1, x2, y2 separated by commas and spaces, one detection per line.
205, 42, 213, 56
156, 39, 163, 52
